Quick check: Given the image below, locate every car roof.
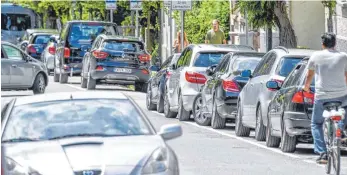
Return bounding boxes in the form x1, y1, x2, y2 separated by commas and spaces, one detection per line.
26, 29, 58, 34
273, 47, 318, 57
67, 20, 117, 25
31, 32, 58, 36
14, 91, 129, 106
99, 34, 141, 42
1, 41, 18, 47
231, 51, 266, 57
192, 44, 255, 52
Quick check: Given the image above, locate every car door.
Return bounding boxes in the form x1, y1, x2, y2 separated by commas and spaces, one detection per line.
55, 24, 69, 70
1, 48, 11, 87
2, 44, 33, 87
168, 48, 188, 107
152, 56, 172, 101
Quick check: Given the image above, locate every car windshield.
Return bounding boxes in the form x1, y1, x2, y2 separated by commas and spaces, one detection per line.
275, 57, 302, 77
68, 23, 117, 45
2, 99, 152, 142
193, 52, 227, 67
33, 35, 51, 44
232, 56, 261, 71
1, 13, 31, 31
171, 54, 181, 65
102, 40, 143, 52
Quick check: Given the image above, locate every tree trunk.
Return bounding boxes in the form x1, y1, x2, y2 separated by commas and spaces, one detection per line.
266, 26, 272, 52
273, 1, 297, 48
79, 5, 83, 20
328, 7, 333, 32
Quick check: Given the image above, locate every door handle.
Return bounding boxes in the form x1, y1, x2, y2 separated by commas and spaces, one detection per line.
11, 64, 17, 68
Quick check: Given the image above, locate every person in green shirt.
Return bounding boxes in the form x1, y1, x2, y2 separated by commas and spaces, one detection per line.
205, 19, 227, 44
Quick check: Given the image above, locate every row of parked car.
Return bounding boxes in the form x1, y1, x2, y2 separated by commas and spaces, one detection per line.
146, 44, 317, 153
2, 20, 154, 94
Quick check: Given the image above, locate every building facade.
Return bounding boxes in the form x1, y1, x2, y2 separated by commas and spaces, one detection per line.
331, 0, 347, 51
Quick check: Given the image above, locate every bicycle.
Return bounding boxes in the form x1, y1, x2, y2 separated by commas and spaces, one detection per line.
322, 101, 346, 175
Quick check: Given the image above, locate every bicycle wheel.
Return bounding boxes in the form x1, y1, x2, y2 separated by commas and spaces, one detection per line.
332, 124, 341, 175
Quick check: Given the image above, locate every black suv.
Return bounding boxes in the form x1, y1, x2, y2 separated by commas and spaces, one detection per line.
80, 34, 151, 91
266, 57, 315, 153
54, 21, 119, 83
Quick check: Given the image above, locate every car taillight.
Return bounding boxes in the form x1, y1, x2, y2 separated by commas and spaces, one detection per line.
27, 44, 36, 53
92, 50, 109, 59
64, 47, 70, 58
166, 71, 172, 79
185, 71, 207, 84
48, 46, 56, 55
267, 79, 284, 91
95, 66, 104, 71
331, 115, 342, 121
222, 79, 240, 92
138, 54, 151, 62
292, 90, 314, 104
141, 69, 149, 74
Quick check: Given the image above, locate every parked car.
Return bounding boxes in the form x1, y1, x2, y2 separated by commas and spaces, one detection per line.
192, 52, 264, 129
41, 34, 59, 73
166, 44, 255, 120
236, 47, 317, 142
80, 34, 151, 91
25, 32, 59, 60
1, 41, 49, 94
266, 57, 315, 152
1, 91, 182, 175
147, 53, 181, 113
17, 29, 58, 51
54, 21, 119, 84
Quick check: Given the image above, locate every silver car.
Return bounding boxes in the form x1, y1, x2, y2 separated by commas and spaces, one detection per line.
1, 91, 182, 175
1, 41, 49, 94
166, 44, 255, 121
41, 34, 59, 73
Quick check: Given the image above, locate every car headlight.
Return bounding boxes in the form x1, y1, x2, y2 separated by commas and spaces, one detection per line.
142, 147, 168, 174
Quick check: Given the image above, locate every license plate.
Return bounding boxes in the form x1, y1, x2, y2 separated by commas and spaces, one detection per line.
114, 68, 132, 73
114, 57, 130, 61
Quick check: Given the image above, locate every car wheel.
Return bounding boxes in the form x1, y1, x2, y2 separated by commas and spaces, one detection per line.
146, 85, 156, 110
135, 82, 147, 93
235, 103, 250, 137
32, 73, 46, 94
156, 87, 164, 113
280, 120, 297, 153
81, 76, 87, 88
266, 114, 281, 147
193, 93, 211, 126
87, 74, 96, 90
211, 98, 226, 129
59, 73, 68, 84
164, 88, 177, 118
255, 106, 266, 141
53, 70, 59, 82
178, 92, 190, 121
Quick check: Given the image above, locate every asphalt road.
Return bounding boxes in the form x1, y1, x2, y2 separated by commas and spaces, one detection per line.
2, 76, 347, 175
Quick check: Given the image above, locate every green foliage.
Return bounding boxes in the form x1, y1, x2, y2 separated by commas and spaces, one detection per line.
173, 0, 230, 44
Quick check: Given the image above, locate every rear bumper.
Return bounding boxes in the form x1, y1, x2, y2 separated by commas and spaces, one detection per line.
216, 97, 238, 119
284, 111, 311, 137
90, 69, 150, 84
56, 63, 83, 75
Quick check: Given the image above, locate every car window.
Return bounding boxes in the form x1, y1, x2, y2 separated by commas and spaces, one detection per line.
68, 23, 117, 42
177, 48, 189, 68
161, 55, 173, 69
102, 40, 143, 52
275, 57, 302, 77
2, 99, 153, 142
231, 56, 262, 72
33, 35, 51, 44
170, 54, 181, 65
193, 52, 227, 67
2, 45, 23, 60
215, 55, 230, 73
1, 13, 31, 31
1, 49, 6, 58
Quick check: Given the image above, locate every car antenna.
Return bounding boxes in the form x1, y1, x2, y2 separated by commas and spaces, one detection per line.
70, 94, 73, 100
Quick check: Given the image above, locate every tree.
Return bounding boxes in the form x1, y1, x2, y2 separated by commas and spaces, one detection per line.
322, 0, 336, 32
235, 0, 297, 48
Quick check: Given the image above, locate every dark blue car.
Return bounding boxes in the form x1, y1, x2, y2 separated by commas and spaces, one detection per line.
192, 52, 265, 129
25, 32, 58, 60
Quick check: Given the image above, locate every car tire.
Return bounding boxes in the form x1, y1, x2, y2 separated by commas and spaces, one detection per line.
53, 71, 59, 82
255, 106, 266, 141
266, 115, 281, 148
193, 93, 211, 126
156, 87, 164, 113
87, 75, 96, 90
178, 92, 190, 121
135, 82, 147, 93
211, 98, 226, 129
81, 76, 87, 88
235, 103, 251, 137
164, 88, 177, 118
32, 73, 46, 95
146, 85, 156, 110
280, 120, 297, 153
59, 73, 68, 84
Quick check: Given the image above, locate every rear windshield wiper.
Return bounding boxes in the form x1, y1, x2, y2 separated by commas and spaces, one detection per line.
48, 133, 117, 140
2, 137, 40, 143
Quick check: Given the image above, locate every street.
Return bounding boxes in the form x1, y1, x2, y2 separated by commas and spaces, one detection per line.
2, 76, 346, 175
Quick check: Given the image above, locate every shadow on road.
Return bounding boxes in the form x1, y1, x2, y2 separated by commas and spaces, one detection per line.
1, 94, 31, 97
94, 87, 134, 92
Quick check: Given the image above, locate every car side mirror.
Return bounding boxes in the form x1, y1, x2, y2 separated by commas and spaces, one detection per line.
158, 124, 182, 141
266, 80, 281, 90
25, 56, 32, 62
206, 66, 215, 76
171, 64, 177, 70
17, 37, 22, 42
149, 65, 160, 72
240, 69, 252, 78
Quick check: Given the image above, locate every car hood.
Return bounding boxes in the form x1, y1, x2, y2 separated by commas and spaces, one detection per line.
4, 135, 165, 175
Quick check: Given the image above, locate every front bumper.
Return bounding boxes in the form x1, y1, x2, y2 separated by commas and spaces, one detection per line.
90, 69, 150, 84
284, 111, 311, 137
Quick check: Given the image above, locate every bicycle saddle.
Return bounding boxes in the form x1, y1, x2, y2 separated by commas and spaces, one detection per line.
323, 101, 342, 110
